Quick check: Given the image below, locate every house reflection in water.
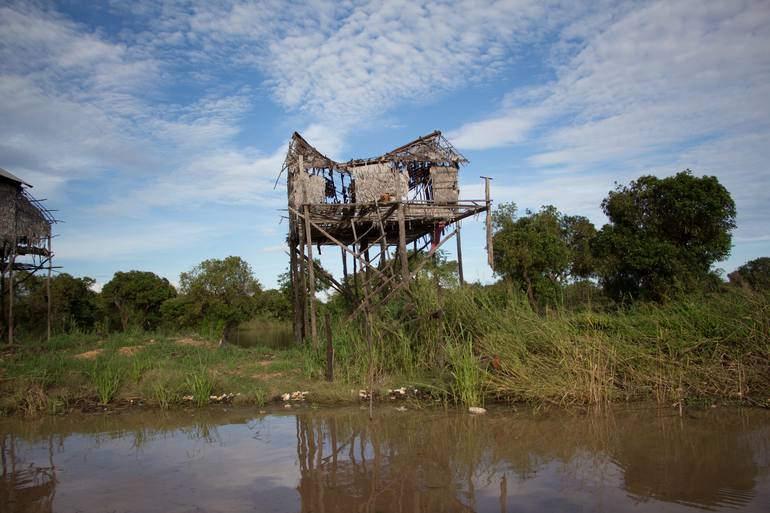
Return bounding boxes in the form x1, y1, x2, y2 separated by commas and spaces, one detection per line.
0, 407, 768, 513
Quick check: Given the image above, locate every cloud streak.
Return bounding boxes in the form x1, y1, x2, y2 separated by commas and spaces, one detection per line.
450, 0, 770, 251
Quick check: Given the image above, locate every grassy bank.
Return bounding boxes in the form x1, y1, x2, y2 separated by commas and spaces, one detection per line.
1, 285, 768, 416
312, 283, 770, 408
0, 330, 366, 416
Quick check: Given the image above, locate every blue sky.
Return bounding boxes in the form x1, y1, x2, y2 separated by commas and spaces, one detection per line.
2, 0, 769, 290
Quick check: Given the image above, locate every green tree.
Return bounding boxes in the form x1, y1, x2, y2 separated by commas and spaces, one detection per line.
102, 271, 176, 331
594, 170, 736, 301
174, 256, 261, 341
492, 203, 594, 308
6, 273, 100, 338
729, 257, 770, 291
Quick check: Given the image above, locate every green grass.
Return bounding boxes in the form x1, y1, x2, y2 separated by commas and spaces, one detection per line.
320, 281, 770, 407
185, 366, 214, 406
1, 285, 768, 416
90, 358, 122, 405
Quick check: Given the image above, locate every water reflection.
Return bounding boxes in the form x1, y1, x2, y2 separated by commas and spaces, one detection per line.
292, 408, 769, 512
0, 407, 768, 513
0, 434, 56, 513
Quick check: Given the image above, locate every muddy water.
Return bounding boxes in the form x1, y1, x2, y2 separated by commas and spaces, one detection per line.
1, 406, 768, 513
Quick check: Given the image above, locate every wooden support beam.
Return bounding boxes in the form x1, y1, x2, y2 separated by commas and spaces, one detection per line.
288, 206, 390, 283
347, 228, 458, 322
299, 236, 309, 343
482, 176, 493, 268
397, 203, 409, 282
361, 246, 374, 420
294, 248, 353, 302
304, 204, 319, 350
7, 244, 14, 345
46, 234, 52, 341
290, 240, 303, 344
456, 221, 464, 285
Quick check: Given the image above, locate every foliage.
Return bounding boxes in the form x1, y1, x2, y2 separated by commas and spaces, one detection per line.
730, 257, 770, 291
408, 249, 459, 288
492, 203, 596, 308
102, 271, 176, 331
168, 256, 261, 338
276, 257, 330, 318
9, 273, 100, 338
594, 171, 736, 301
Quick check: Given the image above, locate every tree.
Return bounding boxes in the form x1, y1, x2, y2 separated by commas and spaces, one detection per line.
492, 203, 595, 308
729, 257, 770, 291
102, 271, 176, 331
9, 273, 99, 337
175, 256, 261, 341
594, 171, 736, 301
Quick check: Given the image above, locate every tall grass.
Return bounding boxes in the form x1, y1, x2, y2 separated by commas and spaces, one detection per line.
324, 281, 770, 406
90, 358, 122, 405
186, 366, 214, 406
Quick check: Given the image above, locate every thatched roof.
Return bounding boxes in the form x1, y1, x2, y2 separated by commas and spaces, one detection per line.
283, 130, 467, 176
0, 170, 53, 247
0, 166, 30, 187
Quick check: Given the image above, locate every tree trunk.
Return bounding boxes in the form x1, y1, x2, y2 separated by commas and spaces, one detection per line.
523, 270, 537, 310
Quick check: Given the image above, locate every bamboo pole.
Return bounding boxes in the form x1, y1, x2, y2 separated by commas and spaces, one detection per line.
288, 206, 390, 283
456, 220, 464, 285
46, 234, 52, 341
303, 205, 318, 350
7, 244, 15, 345
397, 202, 409, 282
482, 176, 493, 267
290, 239, 303, 344
347, 228, 458, 321
362, 246, 374, 420
299, 236, 309, 343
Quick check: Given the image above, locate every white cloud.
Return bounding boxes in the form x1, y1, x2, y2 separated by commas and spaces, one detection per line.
447, 108, 543, 150
55, 221, 217, 261
451, 0, 770, 250
175, 0, 581, 125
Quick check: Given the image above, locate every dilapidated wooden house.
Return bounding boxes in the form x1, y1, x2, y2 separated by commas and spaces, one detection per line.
1, 167, 57, 343
283, 131, 492, 347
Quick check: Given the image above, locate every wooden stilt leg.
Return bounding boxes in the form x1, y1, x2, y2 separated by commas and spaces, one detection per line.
290, 240, 303, 344
8, 245, 14, 345
398, 203, 409, 282
483, 176, 494, 267
304, 205, 318, 350
456, 221, 464, 285
46, 234, 52, 341
299, 237, 309, 343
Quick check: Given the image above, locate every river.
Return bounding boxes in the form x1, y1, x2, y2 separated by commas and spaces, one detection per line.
1, 405, 768, 512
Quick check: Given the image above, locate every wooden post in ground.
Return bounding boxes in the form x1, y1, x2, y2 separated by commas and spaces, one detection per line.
303, 204, 318, 350
341, 247, 348, 285
7, 243, 15, 345
324, 313, 333, 382
456, 220, 464, 285
361, 247, 374, 420
397, 202, 409, 282
46, 234, 52, 341
0, 246, 6, 342
482, 176, 494, 267
299, 237, 309, 343
290, 239, 303, 344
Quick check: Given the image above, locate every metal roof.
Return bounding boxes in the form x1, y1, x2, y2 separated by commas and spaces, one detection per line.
0, 167, 31, 187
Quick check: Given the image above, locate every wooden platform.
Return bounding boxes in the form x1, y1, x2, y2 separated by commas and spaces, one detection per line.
290, 199, 487, 247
